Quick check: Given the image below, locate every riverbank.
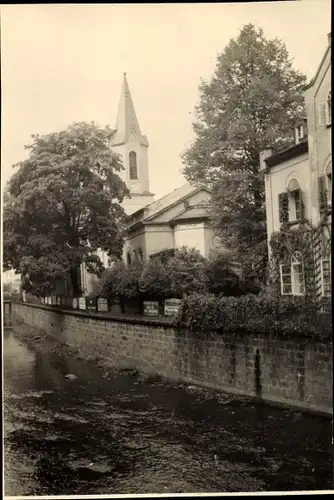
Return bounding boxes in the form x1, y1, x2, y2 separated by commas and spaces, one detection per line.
12, 302, 333, 415
12, 322, 121, 379
10, 321, 259, 407
4, 325, 333, 495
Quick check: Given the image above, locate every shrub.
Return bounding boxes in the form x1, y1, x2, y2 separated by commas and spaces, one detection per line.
139, 257, 172, 298
96, 261, 142, 300
177, 292, 224, 331
115, 262, 143, 299
95, 268, 114, 299
24, 293, 42, 305
95, 246, 257, 304
177, 293, 332, 339
205, 251, 243, 296
167, 246, 208, 297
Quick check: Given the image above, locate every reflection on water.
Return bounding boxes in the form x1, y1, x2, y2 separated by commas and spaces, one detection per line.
3, 330, 333, 495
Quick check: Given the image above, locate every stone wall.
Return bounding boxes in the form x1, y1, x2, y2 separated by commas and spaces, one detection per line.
12, 302, 333, 415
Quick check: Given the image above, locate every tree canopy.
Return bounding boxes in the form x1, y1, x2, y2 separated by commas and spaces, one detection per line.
182, 24, 307, 285
3, 121, 130, 297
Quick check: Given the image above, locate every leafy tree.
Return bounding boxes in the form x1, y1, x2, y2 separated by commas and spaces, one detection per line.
182, 24, 306, 285
166, 246, 208, 297
3, 122, 129, 297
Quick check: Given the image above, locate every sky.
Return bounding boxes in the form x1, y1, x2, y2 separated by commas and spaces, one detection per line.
1, 1, 331, 199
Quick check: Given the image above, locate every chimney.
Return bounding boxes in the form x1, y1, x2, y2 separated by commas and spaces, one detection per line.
259, 149, 273, 172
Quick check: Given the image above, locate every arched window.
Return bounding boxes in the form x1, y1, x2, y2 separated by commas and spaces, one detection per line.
279, 248, 292, 295
280, 250, 305, 296
138, 248, 143, 262
129, 151, 138, 180
127, 252, 131, 266
291, 251, 305, 296
287, 178, 303, 221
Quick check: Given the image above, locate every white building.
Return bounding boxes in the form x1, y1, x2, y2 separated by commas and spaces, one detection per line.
260, 33, 331, 300
2, 269, 21, 293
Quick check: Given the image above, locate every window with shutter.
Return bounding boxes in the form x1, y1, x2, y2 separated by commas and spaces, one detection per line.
319, 175, 328, 211
138, 248, 143, 262
287, 178, 303, 222
326, 91, 331, 126
280, 263, 292, 295
326, 161, 332, 207
279, 248, 292, 295
278, 192, 289, 224
295, 125, 304, 144
327, 174, 332, 207
319, 102, 327, 126
292, 189, 302, 220
291, 252, 305, 296
280, 251, 306, 297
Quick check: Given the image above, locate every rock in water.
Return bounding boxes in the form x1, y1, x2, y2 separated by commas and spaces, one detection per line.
65, 373, 77, 380
119, 368, 139, 377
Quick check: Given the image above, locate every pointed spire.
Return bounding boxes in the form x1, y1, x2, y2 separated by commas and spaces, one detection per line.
110, 73, 148, 146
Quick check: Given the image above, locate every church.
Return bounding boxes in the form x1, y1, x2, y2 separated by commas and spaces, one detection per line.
80, 74, 215, 295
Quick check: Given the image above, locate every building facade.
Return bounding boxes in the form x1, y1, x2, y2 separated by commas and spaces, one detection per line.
124, 183, 214, 264
261, 33, 331, 301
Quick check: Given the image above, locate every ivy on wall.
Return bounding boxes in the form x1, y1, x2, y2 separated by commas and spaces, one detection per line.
268, 214, 331, 299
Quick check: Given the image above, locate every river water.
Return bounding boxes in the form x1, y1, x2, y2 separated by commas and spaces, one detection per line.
3, 328, 333, 495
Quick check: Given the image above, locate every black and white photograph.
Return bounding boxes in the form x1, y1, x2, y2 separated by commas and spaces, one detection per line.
1, 1, 332, 497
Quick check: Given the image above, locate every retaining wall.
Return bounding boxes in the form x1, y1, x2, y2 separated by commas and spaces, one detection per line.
12, 302, 333, 415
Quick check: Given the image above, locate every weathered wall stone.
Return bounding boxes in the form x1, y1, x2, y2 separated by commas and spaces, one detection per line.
12, 302, 333, 415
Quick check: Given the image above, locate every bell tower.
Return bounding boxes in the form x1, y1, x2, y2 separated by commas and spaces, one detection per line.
109, 73, 154, 215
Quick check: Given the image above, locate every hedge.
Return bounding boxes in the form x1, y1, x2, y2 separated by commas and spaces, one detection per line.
95, 247, 248, 302
176, 293, 332, 340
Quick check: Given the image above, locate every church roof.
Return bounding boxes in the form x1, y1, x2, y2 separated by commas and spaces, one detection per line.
143, 182, 211, 221
127, 182, 212, 231
172, 205, 212, 222
110, 73, 148, 147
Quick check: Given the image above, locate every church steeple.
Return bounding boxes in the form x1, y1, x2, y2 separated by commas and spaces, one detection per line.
110, 73, 148, 147
108, 73, 154, 216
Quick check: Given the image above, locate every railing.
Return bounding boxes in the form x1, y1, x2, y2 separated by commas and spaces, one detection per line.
3, 300, 13, 329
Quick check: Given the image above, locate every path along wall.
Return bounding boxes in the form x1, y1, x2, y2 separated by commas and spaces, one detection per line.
12, 302, 333, 415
